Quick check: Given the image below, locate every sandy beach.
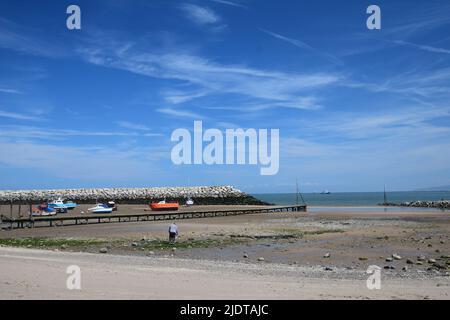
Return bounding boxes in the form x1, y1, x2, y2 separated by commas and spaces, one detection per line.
0, 205, 449, 299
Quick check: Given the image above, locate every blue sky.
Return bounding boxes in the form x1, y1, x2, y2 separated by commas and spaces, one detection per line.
0, 0, 449, 193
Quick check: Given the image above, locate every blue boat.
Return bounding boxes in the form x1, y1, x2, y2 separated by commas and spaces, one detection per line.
47, 198, 77, 211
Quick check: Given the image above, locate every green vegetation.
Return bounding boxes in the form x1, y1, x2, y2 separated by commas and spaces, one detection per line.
0, 237, 108, 248
303, 229, 345, 235
140, 237, 247, 250
0, 228, 345, 252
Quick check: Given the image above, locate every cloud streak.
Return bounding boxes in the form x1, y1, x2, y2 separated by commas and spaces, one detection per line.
0, 110, 39, 121
77, 34, 340, 109
0, 87, 22, 94
179, 3, 221, 25
259, 28, 344, 66
390, 40, 450, 55
156, 107, 205, 119
211, 0, 247, 9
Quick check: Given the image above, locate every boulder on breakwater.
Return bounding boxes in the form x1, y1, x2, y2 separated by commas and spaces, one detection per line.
380, 200, 450, 210
0, 186, 269, 205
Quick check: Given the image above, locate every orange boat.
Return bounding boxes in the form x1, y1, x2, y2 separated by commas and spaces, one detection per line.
150, 200, 179, 211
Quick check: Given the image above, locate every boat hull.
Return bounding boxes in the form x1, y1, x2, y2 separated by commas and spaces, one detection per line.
90, 209, 113, 214
150, 203, 179, 211
88, 204, 113, 214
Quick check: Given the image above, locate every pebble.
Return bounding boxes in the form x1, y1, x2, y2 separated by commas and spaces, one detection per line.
243, 253, 249, 258
428, 259, 436, 264
417, 256, 426, 261
406, 259, 414, 264
402, 266, 408, 271
433, 263, 446, 270
385, 257, 393, 262
324, 267, 333, 271
99, 248, 108, 253
257, 257, 265, 262
323, 253, 330, 258
392, 253, 402, 260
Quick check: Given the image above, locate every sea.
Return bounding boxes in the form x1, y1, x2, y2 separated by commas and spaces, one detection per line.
253, 191, 450, 207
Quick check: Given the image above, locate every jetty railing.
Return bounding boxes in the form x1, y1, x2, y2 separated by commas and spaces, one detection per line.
1, 205, 307, 229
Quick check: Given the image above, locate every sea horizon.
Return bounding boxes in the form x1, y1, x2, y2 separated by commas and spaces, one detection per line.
253, 191, 450, 206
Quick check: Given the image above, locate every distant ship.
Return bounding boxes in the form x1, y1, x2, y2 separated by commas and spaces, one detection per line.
320, 190, 331, 194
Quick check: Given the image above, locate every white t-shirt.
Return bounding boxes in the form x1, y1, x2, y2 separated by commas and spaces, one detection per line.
169, 224, 178, 233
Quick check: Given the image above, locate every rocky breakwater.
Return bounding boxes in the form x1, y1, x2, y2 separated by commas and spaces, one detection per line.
382, 200, 450, 210
0, 186, 269, 205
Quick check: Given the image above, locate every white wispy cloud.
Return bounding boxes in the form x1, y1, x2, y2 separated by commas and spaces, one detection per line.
117, 121, 151, 131
77, 35, 340, 108
162, 89, 209, 104
179, 3, 221, 25
0, 125, 159, 140
0, 138, 167, 181
0, 110, 39, 121
206, 97, 322, 112
259, 28, 344, 66
390, 40, 450, 55
211, 0, 247, 9
296, 106, 450, 141
0, 87, 22, 94
344, 67, 450, 98
0, 17, 67, 58
156, 107, 205, 119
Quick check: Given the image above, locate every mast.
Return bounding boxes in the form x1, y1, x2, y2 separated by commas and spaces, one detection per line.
296, 179, 306, 205
383, 184, 387, 205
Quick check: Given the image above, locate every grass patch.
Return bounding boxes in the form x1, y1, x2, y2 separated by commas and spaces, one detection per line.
0, 237, 108, 248
303, 229, 345, 236
140, 237, 247, 250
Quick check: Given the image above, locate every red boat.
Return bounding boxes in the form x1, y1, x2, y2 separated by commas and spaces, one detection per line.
149, 200, 179, 211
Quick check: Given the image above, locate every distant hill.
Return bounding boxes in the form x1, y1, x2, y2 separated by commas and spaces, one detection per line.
415, 185, 450, 191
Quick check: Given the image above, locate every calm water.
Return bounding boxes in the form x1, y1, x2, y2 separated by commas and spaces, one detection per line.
253, 191, 450, 206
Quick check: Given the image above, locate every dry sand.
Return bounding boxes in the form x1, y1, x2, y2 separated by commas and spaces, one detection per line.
0, 246, 448, 300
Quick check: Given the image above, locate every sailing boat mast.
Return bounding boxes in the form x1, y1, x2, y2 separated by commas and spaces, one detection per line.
383, 184, 387, 205
296, 179, 306, 205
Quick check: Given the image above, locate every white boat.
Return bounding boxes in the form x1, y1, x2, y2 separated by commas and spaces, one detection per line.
186, 198, 194, 206
48, 198, 77, 210
320, 190, 331, 194
88, 204, 113, 214
31, 207, 57, 217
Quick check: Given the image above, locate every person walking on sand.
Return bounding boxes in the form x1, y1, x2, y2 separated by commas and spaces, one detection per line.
168, 223, 178, 242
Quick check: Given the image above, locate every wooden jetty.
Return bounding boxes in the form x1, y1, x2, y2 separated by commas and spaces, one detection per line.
1, 205, 307, 229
